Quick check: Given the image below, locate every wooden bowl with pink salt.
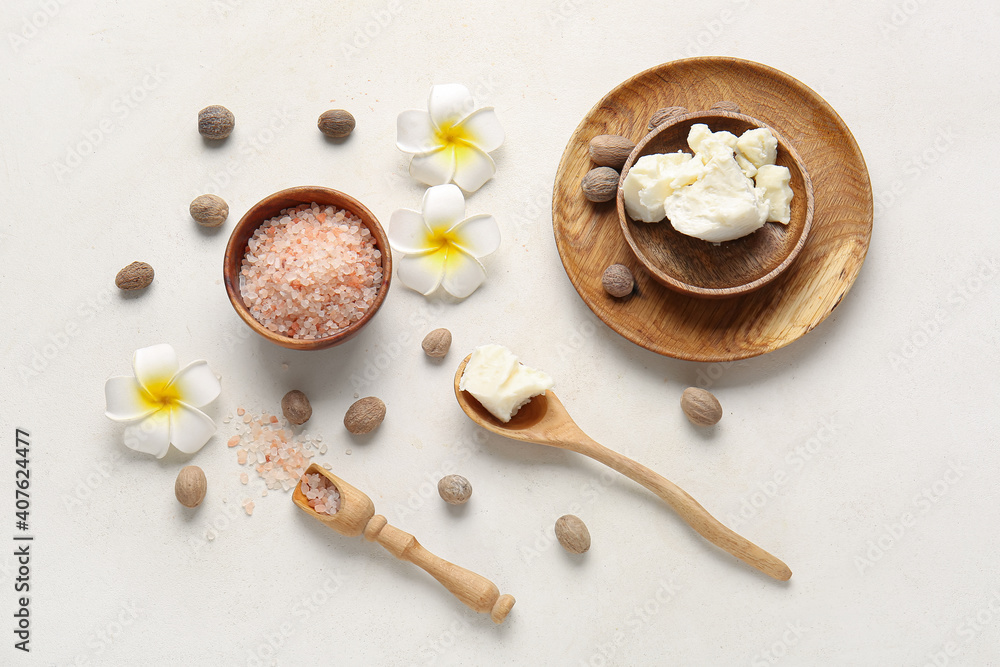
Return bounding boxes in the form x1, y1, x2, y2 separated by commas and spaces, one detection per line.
224, 186, 392, 350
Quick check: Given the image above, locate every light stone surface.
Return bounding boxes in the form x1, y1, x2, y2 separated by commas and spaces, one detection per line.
1, 1, 998, 665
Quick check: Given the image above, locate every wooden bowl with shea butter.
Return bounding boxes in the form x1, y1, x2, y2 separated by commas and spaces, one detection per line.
616, 105, 814, 299
223, 186, 392, 350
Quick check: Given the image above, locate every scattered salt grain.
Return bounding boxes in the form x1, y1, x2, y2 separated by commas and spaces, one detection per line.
239, 203, 383, 339
228, 436, 241, 448
227, 409, 323, 492
240, 472, 249, 485
237, 407, 245, 416
345, 449, 352, 456
243, 500, 255, 516
206, 532, 215, 541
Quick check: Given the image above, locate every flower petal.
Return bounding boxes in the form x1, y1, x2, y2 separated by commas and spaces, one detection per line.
397, 247, 448, 296
441, 249, 487, 299
105, 376, 158, 422
388, 208, 438, 255
451, 144, 496, 193
421, 184, 466, 233
428, 83, 475, 129
409, 146, 456, 187
458, 108, 504, 153
396, 109, 441, 154
168, 402, 217, 454
168, 360, 221, 408
133, 344, 179, 397
123, 409, 171, 459
447, 214, 501, 259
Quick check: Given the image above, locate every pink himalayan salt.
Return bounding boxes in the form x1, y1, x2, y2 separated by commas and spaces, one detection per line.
240, 472, 249, 485
243, 500, 255, 516
237, 407, 245, 416
227, 436, 240, 448
230, 410, 322, 492
239, 203, 383, 340
299, 473, 341, 515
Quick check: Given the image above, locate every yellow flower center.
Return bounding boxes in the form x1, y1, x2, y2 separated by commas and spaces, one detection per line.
141, 374, 182, 411
435, 121, 470, 148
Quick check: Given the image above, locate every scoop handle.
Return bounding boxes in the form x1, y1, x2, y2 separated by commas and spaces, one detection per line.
364, 515, 515, 623
577, 439, 792, 581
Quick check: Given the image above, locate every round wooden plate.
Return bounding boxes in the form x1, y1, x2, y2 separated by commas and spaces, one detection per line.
552, 58, 873, 362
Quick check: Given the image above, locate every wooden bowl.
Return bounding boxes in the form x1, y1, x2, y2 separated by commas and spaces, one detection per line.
223, 186, 392, 350
616, 108, 814, 299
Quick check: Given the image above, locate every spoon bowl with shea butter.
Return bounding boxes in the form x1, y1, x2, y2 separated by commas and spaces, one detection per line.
617, 104, 814, 299
455, 354, 792, 581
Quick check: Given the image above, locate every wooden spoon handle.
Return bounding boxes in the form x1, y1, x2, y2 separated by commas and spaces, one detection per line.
581, 443, 792, 581
364, 515, 516, 623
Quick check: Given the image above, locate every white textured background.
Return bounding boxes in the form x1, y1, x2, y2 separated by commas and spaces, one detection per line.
2, 1, 999, 665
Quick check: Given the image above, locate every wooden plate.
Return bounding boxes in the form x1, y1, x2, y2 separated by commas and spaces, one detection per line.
552, 58, 873, 362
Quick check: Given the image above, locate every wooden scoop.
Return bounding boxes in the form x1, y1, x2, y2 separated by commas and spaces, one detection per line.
454, 356, 792, 581
292, 463, 515, 623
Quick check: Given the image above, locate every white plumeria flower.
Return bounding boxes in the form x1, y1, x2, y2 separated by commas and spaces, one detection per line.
396, 83, 505, 193
388, 184, 501, 298
104, 344, 222, 459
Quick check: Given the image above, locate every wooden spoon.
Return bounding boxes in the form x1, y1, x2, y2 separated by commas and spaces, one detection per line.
293, 463, 515, 623
454, 356, 792, 581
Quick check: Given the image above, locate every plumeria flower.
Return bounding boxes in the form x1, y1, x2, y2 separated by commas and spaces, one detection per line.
396, 83, 505, 193
105, 344, 222, 459
388, 184, 501, 298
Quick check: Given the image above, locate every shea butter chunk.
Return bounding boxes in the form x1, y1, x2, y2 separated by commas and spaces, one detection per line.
754, 164, 794, 224
460, 344, 554, 422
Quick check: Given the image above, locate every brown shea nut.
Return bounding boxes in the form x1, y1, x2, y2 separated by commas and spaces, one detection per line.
198, 105, 235, 140
344, 397, 386, 434
555, 515, 591, 554
581, 167, 619, 203
422, 328, 452, 358
281, 390, 312, 425
588, 134, 635, 170
681, 387, 723, 426
648, 106, 689, 130
190, 194, 229, 227
438, 474, 472, 505
175, 466, 207, 508
711, 100, 741, 113
115, 261, 154, 291
318, 109, 356, 138
602, 264, 633, 298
